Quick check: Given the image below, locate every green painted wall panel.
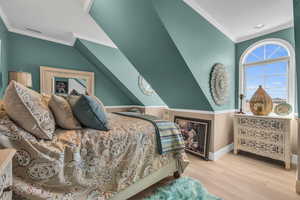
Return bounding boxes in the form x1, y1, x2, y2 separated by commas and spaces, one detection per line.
90, 0, 213, 110
153, 0, 236, 111
77, 39, 166, 106
75, 40, 143, 105
7, 32, 136, 106
235, 28, 295, 108
294, 0, 300, 115
0, 18, 8, 98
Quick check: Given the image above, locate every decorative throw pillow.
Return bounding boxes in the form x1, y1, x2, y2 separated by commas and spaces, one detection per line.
3, 81, 55, 139
70, 95, 109, 131
49, 94, 81, 130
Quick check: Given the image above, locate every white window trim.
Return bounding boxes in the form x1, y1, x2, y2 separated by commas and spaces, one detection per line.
239, 38, 296, 113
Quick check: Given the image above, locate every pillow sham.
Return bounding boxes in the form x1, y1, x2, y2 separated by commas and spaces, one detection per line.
70, 95, 109, 131
49, 94, 81, 130
3, 81, 55, 139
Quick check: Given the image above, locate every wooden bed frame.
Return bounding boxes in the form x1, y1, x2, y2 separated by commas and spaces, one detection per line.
110, 159, 179, 200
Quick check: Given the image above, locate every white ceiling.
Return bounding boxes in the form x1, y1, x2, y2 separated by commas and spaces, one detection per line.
0, 0, 117, 47
0, 0, 294, 47
184, 0, 294, 42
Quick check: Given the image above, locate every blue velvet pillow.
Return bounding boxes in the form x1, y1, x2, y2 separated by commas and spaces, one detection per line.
70, 95, 109, 131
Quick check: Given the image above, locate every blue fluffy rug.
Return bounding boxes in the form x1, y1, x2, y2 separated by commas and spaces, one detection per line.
144, 177, 222, 200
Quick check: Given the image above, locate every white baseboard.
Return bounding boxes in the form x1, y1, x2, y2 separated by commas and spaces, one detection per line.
208, 144, 298, 165
208, 143, 234, 161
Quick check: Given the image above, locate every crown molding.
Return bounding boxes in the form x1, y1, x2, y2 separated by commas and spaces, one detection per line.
11, 27, 75, 46
183, 0, 236, 42
236, 20, 294, 43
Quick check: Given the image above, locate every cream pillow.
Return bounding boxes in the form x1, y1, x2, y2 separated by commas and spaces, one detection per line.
4, 81, 55, 139
49, 94, 81, 129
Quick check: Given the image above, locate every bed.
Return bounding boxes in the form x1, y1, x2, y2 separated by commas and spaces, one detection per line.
0, 109, 189, 200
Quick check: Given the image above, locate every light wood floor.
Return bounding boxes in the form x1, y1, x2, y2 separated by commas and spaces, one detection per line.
132, 152, 300, 200
184, 152, 300, 200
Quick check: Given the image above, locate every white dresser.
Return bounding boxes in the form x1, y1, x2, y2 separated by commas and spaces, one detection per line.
234, 114, 292, 169
0, 149, 16, 200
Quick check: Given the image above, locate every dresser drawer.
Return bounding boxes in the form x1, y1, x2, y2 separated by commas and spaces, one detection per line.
237, 127, 284, 144
236, 117, 287, 132
238, 138, 284, 161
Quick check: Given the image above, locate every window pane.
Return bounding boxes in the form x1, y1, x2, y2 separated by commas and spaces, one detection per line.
264, 61, 288, 75
244, 61, 289, 105
265, 75, 287, 89
245, 89, 256, 101
243, 43, 289, 64
251, 45, 264, 60
246, 77, 263, 91
245, 54, 259, 63
265, 89, 287, 100
266, 44, 288, 59
245, 65, 264, 75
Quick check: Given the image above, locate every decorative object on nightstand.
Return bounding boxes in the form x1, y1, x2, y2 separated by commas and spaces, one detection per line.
237, 94, 245, 114
249, 85, 273, 116
9, 71, 32, 88
210, 63, 229, 106
0, 149, 16, 200
274, 103, 292, 116
234, 114, 291, 169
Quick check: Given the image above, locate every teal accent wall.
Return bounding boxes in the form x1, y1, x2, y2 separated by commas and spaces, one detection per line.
76, 39, 166, 106
90, 0, 213, 110
7, 32, 137, 106
294, 0, 300, 115
153, 0, 236, 111
0, 18, 8, 98
235, 28, 295, 108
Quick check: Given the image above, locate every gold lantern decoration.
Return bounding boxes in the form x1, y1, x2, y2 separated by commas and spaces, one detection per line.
249, 85, 273, 116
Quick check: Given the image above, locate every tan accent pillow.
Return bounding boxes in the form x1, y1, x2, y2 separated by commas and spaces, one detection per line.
49, 94, 81, 130
4, 81, 55, 139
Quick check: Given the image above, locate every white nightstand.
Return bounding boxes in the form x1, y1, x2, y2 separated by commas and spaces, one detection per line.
0, 149, 16, 200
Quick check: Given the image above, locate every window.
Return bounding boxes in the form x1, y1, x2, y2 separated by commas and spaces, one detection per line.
240, 39, 295, 113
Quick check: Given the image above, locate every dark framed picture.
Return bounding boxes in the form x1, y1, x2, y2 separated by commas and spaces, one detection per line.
174, 116, 211, 160
54, 77, 69, 95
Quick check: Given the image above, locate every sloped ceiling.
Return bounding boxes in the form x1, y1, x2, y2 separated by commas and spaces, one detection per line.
90, 0, 213, 110
76, 39, 167, 106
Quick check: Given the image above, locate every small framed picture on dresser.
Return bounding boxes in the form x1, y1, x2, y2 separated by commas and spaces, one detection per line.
174, 116, 211, 160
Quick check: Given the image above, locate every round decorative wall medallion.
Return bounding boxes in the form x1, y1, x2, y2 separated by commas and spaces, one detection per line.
210, 63, 229, 106
138, 75, 155, 96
